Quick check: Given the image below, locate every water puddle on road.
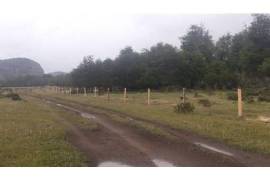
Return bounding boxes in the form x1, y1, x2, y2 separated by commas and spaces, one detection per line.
152, 159, 174, 167
80, 112, 96, 119
194, 142, 234, 157
98, 159, 174, 167
98, 161, 130, 167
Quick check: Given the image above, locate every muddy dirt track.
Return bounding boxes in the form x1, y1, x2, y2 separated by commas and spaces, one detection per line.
32, 95, 270, 167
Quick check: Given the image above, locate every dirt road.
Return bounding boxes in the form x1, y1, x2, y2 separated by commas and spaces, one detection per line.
35, 96, 270, 166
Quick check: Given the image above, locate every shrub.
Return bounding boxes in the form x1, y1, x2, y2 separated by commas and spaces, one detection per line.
259, 88, 270, 96
258, 94, 270, 102
246, 96, 255, 103
245, 88, 260, 96
174, 102, 195, 113
227, 92, 238, 101
194, 92, 203, 98
227, 91, 255, 102
198, 98, 212, 107
6, 93, 22, 101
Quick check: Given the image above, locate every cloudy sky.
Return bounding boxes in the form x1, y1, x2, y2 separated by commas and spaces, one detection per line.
0, 1, 254, 73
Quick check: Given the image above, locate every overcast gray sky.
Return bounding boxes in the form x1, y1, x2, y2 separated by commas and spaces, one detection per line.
0, 1, 253, 73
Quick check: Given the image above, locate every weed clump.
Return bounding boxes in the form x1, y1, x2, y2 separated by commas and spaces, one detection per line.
257, 88, 270, 102
6, 93, 22, 101
227, 88, 270, 102
194, 91, 203, 98
174, 102, 195, 113
246, 96, 255, 103
227, 92, 238, 101
258, 94, 270, 102
198, 98, 212, 107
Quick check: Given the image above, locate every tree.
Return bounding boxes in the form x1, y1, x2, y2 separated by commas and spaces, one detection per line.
180, 25, 215, 88
215, 33, 233, 61
67, 14, 270, 90
113, 46, 142, 89
139, 43, 180, 88
259, 57, 270, 76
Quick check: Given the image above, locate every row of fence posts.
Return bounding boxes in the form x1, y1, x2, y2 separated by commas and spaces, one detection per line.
53, 86, 243, 117
54, 86, 152, 105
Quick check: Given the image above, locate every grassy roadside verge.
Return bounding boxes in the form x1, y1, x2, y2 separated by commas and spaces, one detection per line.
35, 91, 270, 155
0, 96, 95, 166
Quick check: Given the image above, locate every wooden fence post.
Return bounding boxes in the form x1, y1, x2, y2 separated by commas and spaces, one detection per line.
147, 88, 151, 105
238, 88, 243, 117
76, 88, 79, 95
84, 87, 87, 96
182, 88, 186, 103
107, 88, 110, 101
94, 87, 97, 97
124, 88, 127, 103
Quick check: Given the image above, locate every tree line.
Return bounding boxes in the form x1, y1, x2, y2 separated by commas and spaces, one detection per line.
70, 14, 270, 90
2, 14, 270, 89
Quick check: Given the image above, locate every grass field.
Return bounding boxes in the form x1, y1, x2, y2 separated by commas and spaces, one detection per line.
33, 88, 270, 155
0, 95, 96, 166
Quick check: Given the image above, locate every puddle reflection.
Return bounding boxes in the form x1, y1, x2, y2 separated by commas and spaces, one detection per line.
98, 161, 130, 167
98, 159, 174, 167
152, 159, 174, 167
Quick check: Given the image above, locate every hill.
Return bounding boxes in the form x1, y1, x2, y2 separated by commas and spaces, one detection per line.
0, 58, 44, 81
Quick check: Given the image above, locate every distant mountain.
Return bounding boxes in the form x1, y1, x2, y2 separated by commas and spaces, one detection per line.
0, 58, 44, 81
48, 71, 67, 76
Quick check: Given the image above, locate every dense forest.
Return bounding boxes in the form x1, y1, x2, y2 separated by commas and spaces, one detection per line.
1, 14, 270, 89
70, 14, 270, 90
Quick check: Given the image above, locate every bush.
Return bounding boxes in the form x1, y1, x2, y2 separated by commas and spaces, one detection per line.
174, 102, 195, 113
227, 91, 255, 102
258, 94, 270, 102
259, 88, 270, 96
245, 88, 260, 96
6, 93, 22, 101
246, 96, 255, 103
198, 98, 212, 107
194, 92, 203, 98
227, 92, 238, 101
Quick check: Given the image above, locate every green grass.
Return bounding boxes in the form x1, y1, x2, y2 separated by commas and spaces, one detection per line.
0, 96, 95, 166
35, 89, 270, 155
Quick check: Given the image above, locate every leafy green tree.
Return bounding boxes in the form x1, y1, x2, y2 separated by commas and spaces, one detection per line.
180, 25, 215, 88
215, 33, 233, 61
67, 14, 270, 90
259, 57, 270, 76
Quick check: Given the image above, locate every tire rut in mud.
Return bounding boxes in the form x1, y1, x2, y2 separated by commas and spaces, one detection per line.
42, 97, 244, 167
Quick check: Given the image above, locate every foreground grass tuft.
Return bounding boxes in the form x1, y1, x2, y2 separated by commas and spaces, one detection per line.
0, 97, 90, 166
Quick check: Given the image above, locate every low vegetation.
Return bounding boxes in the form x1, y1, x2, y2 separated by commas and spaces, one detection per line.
197, 98, 212, 107
5, 92, 22, 101
0, 95, 96, 166
0, 89, 22, 101
34, 89, 270, 155
174, 102, 195, 113
226, 88, 270, 103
